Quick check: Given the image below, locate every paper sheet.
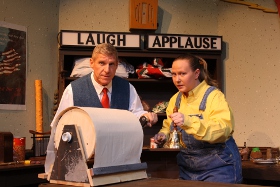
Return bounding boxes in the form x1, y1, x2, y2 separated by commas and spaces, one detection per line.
54, 107, 143, 168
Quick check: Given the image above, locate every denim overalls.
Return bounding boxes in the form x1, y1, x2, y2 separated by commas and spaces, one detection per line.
173, 87, 243, 183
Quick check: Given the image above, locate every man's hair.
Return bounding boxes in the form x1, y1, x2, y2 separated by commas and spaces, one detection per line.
92, 43, 118, 61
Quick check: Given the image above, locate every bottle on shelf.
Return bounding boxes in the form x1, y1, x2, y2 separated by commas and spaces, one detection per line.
239, 142, 249, 160
266, 148, 272, 160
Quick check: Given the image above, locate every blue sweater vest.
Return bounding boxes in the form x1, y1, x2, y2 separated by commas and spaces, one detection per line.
71, 74, 130, 110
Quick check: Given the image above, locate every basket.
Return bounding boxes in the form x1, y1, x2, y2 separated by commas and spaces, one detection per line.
29, 130, 51, 157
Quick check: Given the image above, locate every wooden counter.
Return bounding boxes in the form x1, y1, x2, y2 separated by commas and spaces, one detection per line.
0, 163, 47, 187
141, 148, 179, 179
242, 160, 280, 186
39, 177, 274, 187
142, 148, 280, 186
242, 160, 280, 181
1, 152, 280, 186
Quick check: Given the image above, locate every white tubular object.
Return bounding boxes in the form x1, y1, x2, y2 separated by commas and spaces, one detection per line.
53, 107, 143, 168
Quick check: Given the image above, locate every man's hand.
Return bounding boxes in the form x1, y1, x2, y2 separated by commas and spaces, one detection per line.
142, 112, 158, 127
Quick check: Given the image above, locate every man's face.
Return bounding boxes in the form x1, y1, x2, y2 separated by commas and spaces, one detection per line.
171, 59, 200, 94
90, 53, 118, 86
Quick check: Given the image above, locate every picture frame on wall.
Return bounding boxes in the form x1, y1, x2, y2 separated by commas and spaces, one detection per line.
0, 21, 27, 110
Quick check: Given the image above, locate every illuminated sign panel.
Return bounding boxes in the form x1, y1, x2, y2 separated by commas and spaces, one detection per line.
147, 34, 222, 51
60, 31, 141, 48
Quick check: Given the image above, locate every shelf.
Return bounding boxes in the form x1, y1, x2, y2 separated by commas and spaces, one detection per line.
64, 77, 78, 81
64, 77, 172, 82
128, 78, 172, 82
58, 47, 223, 148
156, 113, 166, 117
142, 147, 180, 152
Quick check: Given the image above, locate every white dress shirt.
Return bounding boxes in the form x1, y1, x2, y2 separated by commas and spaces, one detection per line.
50, 73, 146, 127
45, 73, 147, 173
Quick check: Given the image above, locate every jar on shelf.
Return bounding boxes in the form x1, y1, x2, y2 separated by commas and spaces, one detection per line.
250, 147, 263, 160
266, 148, 272, 160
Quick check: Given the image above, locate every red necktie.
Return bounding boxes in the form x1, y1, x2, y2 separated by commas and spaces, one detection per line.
101, 88, 109, 108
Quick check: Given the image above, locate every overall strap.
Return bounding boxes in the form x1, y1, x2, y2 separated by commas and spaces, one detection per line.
170, 92, 182, 131
199, 86, 216, 111
175, 92, 182, 109
174, 86, 216, 111
170, 87, 216, 130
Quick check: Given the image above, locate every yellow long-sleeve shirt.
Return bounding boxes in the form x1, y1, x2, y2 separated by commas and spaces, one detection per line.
160, 81, 234, 144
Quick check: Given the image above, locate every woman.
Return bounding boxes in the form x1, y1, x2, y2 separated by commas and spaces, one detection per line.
154, 53, 242, 183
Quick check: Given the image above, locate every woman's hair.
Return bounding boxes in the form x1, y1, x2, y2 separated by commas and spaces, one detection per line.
92, 43, 118, 61
174, 53, 218, 87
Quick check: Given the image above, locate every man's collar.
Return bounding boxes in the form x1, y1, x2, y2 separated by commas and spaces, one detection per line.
91, 72, 112, 94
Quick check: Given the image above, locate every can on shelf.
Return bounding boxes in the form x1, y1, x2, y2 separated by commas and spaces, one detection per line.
150, 137, 157, 149
13, 136, 26, 161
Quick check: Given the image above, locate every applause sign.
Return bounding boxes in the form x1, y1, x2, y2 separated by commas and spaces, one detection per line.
147, 34, 222, 51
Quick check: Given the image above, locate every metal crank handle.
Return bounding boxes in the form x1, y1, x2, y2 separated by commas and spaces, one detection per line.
139, 115, 149, 128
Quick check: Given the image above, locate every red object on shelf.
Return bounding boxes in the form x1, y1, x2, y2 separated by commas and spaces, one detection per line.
13, 137, 26, 161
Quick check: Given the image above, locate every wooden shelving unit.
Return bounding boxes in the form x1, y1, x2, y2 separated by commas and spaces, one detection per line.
57, 47, 222, 146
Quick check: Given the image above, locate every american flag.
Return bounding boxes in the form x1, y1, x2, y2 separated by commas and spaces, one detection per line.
0, 49, 21, 75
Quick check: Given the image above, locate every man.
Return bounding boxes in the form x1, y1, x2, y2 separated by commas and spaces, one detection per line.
45, 43, 158, 173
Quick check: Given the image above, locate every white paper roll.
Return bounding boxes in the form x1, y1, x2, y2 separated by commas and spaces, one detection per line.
54, 107, 143, 168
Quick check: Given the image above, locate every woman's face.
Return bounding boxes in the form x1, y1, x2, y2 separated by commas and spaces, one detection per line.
171, 59, 200, 95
